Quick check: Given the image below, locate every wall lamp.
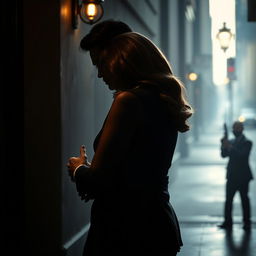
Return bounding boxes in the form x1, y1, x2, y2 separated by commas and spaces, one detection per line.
72, 0, 104, 29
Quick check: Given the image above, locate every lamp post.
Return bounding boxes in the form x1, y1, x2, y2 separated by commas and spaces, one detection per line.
216, 22, 234, 128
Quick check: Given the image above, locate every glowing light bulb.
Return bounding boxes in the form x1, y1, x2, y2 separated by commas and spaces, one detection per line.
78, 1, 104, 25
87, 3, 97, 19
188, 72, 198, 81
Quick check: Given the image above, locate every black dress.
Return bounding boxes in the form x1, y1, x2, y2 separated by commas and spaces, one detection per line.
75, 85, 183, 255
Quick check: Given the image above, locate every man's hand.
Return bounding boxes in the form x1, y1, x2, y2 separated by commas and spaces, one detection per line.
221, 138, 231, 149
67, 145, 91, 181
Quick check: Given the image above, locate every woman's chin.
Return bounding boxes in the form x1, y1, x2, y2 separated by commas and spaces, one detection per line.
107, 84, 115, 90
105, 81, 118, 91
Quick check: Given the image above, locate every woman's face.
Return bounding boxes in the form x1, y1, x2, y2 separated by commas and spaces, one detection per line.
90, 47, 120, 91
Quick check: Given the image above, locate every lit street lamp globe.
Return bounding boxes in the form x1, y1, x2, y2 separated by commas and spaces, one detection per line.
216, 22, 233, 52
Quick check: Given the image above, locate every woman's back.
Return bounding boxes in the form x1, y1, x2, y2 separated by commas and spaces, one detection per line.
121, 85, 178, 191
88, 85, 182, 255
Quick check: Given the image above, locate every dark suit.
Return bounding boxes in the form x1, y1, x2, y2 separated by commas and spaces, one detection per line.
221, 134, 253, 226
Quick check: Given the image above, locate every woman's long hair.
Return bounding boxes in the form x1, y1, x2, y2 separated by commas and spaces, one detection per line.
99, 32, 193, 132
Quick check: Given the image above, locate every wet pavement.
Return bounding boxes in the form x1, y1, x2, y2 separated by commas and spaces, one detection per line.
169, 125, 256, 256
178, 223, 256, 256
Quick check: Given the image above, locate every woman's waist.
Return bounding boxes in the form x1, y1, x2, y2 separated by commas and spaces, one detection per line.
95, 185, 170, 203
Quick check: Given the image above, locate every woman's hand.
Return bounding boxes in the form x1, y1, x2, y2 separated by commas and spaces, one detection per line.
67, 145, 91, 181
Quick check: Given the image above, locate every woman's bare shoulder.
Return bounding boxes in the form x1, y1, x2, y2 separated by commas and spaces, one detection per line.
114, 90, 141, 106
110, 90, 143, 120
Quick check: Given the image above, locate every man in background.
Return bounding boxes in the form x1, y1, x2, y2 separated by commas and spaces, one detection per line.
218, 121, 253, 231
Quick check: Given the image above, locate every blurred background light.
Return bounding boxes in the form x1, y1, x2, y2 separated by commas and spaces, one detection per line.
187, 72, 198, 81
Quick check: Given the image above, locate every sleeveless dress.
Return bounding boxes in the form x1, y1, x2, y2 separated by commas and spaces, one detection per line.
76, 85, 183, 255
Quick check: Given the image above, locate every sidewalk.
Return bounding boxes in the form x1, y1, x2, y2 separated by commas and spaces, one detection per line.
178, 222, 256, 256
169, 129, 256, 256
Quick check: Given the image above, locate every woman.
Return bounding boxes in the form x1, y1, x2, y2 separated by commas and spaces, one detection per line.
67, 30, 193, 256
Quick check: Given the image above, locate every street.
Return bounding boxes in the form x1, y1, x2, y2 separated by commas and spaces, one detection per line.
169, 124, 256, 256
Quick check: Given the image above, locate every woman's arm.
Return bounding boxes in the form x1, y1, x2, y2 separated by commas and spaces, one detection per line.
68, 91, 142, 200
90, 91, 141, 171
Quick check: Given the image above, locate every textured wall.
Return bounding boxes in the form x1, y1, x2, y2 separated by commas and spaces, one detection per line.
236, 0, 256, 112
24, 0, 62, 254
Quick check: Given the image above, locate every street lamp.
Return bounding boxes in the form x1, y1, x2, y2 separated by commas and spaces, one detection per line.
216, 22, 234, 128
216, 22, 233, 52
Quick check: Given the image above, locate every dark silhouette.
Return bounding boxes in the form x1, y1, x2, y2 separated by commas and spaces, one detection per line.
80, 19, 132, 50
67, 20, 193, 255
80, 19, 132, 66
218, 121, 253, 231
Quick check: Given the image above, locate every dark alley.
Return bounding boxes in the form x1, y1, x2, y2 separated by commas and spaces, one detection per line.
170, 124, 256, 255
2, 0, 256, 255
